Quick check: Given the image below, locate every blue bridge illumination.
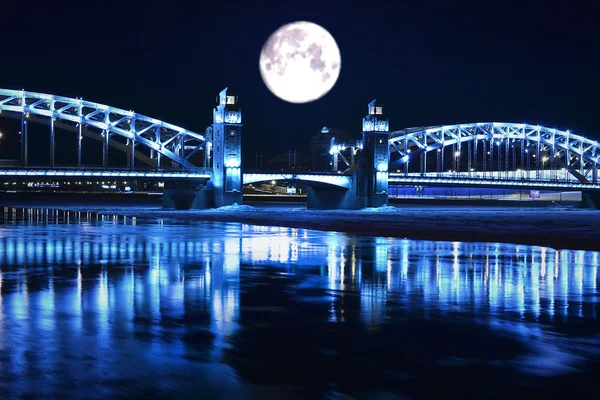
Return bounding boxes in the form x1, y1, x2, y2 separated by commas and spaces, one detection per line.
4, 87, 600, 207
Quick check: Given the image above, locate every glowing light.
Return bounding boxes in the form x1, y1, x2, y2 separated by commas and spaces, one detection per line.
224, 111, 241, 124
225, 158, 241, 168
376, 162, 388, 172
363, 119, 389, 132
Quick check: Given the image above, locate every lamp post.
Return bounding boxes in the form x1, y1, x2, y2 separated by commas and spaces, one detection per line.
542, 155, 549, 180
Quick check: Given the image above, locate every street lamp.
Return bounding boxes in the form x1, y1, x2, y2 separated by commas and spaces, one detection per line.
542, 155, 549, 179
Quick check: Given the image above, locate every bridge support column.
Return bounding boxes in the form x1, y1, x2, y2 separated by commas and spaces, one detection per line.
306, 179, 363, 210
77, 123, 82, 167
211, 88, 243, 207
581, 191, 600, 210
163, 180, 213, 210
332, 151, 338, 172
21, 113, 28, 167
356, 99, 390, 208
77, 106, 83, 167
156, 126, 162, 170
130, 140, 135, 171
50, 117, 55, 167
103, 130, 109, 167
593, 165, 598, 184
204, 127, 212, 168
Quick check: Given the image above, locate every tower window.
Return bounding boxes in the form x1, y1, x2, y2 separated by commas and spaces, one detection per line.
375, 107, 383, 114
369, 106, 375, 115
226, 96, 235, 104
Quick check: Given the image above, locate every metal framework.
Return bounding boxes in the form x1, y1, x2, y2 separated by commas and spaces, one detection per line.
0, 88, 208, 171
329, 139, 363, 172
386, 122, 599, 183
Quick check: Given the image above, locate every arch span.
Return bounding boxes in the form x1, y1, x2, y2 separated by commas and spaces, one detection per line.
0, 88, 207, 170
388, 122, 600, 181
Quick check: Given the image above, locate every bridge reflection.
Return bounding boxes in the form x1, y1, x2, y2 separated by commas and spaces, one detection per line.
0, 209, 599, 394
0, 209, 597, 335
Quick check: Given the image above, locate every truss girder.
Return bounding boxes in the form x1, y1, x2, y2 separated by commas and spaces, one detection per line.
389, 122, 600, 168
0, 88, 207, 171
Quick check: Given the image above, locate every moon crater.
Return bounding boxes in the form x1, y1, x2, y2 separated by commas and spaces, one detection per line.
259, 21, 341, 104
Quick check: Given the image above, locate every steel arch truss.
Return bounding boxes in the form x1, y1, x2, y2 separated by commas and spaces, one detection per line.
388, 122, 600, 180
329, 139, 363, 172
0, 88, 207, 171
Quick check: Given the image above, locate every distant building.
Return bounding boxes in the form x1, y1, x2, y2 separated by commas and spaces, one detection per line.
264, 150, 309, 171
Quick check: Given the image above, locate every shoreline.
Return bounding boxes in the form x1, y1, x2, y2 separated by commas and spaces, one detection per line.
3, 200, 600, 252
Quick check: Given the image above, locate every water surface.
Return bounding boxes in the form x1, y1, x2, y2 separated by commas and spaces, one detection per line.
0, 207, 599, 399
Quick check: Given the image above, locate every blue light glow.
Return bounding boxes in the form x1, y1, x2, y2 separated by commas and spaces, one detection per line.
225, 158, 241, 168
224, 111, 241, 124
363, 119, 389, 132
0, 88, 206, 171
376, 162, 388, 172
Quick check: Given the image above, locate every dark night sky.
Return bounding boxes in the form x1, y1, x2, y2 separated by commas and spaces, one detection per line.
1, 0, 599, 162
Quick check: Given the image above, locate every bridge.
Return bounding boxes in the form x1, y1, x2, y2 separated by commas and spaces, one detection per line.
2, 88, 600, 209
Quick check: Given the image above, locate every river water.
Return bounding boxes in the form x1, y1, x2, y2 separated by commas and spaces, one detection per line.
0, 207, 599, 399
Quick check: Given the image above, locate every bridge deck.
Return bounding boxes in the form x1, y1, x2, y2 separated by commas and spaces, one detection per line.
388, 175, 600, 191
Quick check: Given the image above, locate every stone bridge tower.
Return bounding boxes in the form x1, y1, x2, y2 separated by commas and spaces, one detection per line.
357, 99, 390, 207
212, 88, 243, 206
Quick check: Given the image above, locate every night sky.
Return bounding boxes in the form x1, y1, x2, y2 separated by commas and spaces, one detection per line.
1, 1, 598, 163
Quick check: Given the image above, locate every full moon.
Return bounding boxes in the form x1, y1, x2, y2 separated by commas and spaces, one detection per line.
259, 21, 341, 104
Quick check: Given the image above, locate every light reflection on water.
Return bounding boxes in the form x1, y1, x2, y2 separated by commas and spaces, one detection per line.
0, 207, 599, 399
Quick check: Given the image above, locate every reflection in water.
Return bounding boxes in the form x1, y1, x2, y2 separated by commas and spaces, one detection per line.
0, 207, 599, 398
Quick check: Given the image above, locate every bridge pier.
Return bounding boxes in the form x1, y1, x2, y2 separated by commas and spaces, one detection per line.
160, 88, 243, 210
21, 113, 28, 166
163, 180, 213, 210
50, 101, 55, 167
211, 88, 243, 207
581, 191, 600, 209
306, 175, 364, 209
307, 99, 390, 210
357, 99, 390, 208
